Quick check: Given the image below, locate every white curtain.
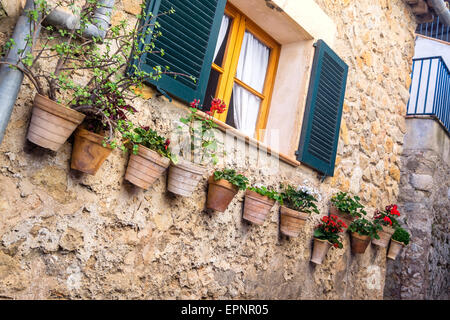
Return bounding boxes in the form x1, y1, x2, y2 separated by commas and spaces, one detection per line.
213, 15, 230, 62
233, 31, 270, 137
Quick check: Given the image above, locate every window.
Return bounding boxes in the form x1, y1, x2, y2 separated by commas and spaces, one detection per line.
202, 4, 280, 140
140, 0, 348, 176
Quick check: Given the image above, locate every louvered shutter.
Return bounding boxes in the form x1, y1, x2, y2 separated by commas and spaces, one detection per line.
138, 0, 227, 103
296, 40, 348, 177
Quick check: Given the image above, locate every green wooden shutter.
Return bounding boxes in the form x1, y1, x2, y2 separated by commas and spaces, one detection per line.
138, 0, 227, 103
296, 40, 349, 177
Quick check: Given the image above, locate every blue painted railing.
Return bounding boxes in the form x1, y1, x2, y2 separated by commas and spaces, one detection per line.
407, 56, 449, 133
416, 16, 450, 42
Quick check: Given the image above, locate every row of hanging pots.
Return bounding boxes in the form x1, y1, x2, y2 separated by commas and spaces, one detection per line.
26, 94, 204, 188
28, 95, 410, 264
311, 206, 399, 265
206, 185, 309, 238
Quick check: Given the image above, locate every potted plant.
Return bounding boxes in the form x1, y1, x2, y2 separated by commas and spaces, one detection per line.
206, 169, 248, 212
122, 125, 174, 190
243, 185, 282, 225
69, 83, 138, 175
329, 192, 367, 231
348, 218, 382, 254
278, 184, 320, 237
311, 215, 346, 265
167, 98, 227, 197
0, 1, 90, 151
387, 227, 410, 260
372, 204, 401, 248
68, 5, 185, 175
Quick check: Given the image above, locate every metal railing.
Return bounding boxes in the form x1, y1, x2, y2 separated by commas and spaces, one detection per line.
407, 56, 450, 133
416, 16, 450, 42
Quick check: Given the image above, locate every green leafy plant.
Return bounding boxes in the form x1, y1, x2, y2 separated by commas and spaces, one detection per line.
391, 227, 410, 245
213, 169, 248, 190
280, 184, 320, 214
121, 124, 174, 160
248, 185, 283, 203
330, 192, 367, 218
67, 4, 190, 147
373, 204, 401, 228
177, 99, 227, 165
0, 0, 92, 100
2, 1, 190, 148
348, 218, 382, 239
314, 215, 346, 248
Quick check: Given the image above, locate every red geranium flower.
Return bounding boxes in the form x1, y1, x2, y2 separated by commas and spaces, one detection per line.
383, 216, 392, 225
164, 139, 170, 150
210, 98, 227, 114
190, 99, 201, 109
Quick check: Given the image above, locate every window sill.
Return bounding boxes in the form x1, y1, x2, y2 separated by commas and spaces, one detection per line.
195, 108, 301, 167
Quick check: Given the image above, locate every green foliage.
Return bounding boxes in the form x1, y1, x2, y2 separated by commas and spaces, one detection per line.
348, 218, 382, 239
248, 185, 283, 203
177, 99, 226, 166
314, 215, 346, 249
213, 169, 248, 191
392, 227, 410, 245
2, 1, 188, 150
280, 184, 320, 214
330, 192, 366, 218
120, 124, 174, 161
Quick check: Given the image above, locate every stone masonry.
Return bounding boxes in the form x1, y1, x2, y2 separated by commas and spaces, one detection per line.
384, 118, 449, 300
0, 0, 417, 299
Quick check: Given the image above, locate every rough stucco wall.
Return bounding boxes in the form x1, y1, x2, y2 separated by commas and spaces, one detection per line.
0, 0, 416, 299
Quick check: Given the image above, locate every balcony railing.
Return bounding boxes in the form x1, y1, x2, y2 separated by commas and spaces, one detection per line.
407, 56, 449, 133
416, 16, 450, 43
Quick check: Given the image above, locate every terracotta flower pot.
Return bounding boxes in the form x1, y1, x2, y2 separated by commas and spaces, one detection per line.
350, 232, 371, 254
124, 145, 170, 190
279, 206, 309, 237
371, 225, 395, 248
311, 238, 332, 265
167, 158, 206, 197
329, 205, 355, 231
242, 189, 275, 225
206, 176, 239, 212
387, 239, 405, 260
27, 93, 85, 151
70, 127, 112, 175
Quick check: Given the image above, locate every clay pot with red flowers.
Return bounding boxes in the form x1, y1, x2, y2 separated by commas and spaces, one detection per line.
206, 169, 248, 212
122, 126, 173, 190
387, 227, 410, 260
329, 192, 367, 232
168, 99, 227, 197
243, 186, 281, 225
278, 184, 320, 237
347, 218, 382, 254
311, 215, 346, 264
372, 204, 401, 248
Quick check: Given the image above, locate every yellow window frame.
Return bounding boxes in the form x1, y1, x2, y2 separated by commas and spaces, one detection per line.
211, 3, 280, 141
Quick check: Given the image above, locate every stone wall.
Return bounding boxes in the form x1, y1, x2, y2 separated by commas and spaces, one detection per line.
0, 0, 416, 299
384, 118, 450, 300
